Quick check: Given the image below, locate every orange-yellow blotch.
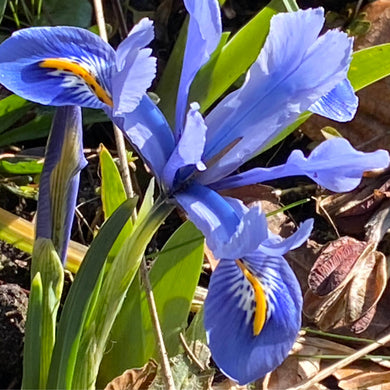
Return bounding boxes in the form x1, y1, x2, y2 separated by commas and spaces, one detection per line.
40, 58, 113, 107
236, 260, 267, 336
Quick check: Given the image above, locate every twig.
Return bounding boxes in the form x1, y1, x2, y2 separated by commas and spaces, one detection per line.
179, 332, 205, 371
141, 261, 176, 389
92, 2, 176, 389
286, 331, 390, 390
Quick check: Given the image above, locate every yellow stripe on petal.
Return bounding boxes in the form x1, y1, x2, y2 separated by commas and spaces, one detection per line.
236, 260, 267, 336
40, 58, 113, 107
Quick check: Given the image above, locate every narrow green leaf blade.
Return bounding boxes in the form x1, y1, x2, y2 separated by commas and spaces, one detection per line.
348, 43, 390, 92
22, 273, 43, 390
99, 145, 127, 218
0, 95, 33, 134
47, 198, 137, 390
97, 221, 204, 385
0, 158, 43, 175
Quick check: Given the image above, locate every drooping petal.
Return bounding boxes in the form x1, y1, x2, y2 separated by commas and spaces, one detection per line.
309, 78, 358, 121
175, 0, 222, 135
212, 203, 268, 260
36, 106, 87, 263
260, 219, 313, 256
214, 138, 390, 193
174, 182, 241, 250
0, 27, 115, 109
112, 18, 156, 115
118, 95, 175, 182
162, 103, 207, 191
199, 8, 354, 185
205, 254, 302, 385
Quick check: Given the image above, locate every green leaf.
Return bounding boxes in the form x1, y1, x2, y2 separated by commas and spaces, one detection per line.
0, 95, 33, 134
348, 43, 390, 92
0, 115, 52, 146
72, 199, 174, 390
0, 158, 43, 175
189, 0, 290, 113
47, 198, 137, 390
100, 145, 127, 218
36, 0, 92, 27
99, 145, 134, 261
0, 0, 6, 24
97, 221, 204, 386
22, 272, 43, 390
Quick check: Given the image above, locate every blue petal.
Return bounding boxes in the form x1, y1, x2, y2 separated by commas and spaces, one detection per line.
162, 103, 207, 190
309, 78, 358, 121
205, 254, 302, 385
175, 0, 222, 135
174, 183, 241, 250
117, 95, 175, 182
212, 204, 269, 260
199, 8, 354, 185
0, 27, 115, 109
36, 106, 87, 263
214, 138, 390, 192
260, 219, 313, 256
112, 18, 156, 115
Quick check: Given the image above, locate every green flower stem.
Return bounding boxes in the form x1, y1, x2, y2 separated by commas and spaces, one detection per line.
71, 198, 175, 390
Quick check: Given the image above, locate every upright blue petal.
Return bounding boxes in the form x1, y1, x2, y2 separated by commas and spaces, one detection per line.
309, 78, 358, 121
199, 8, 354, 185
174, 183, 241, 250
162, 103, 207, 191
119, 95, 175, 182
0, 27, 115, 109
175, 0, 222, 135
214, 138, 390, 192
205, 254, 302, 385
112, 18, 156, 115
36, 106, 87, 263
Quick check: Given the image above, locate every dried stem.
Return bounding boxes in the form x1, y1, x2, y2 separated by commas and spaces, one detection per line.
286, 331, 390, 390
92, 2, 176, 389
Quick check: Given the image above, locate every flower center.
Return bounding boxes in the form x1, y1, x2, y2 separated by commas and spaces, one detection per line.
39, 58, 113, 107
236, 260, 267, 336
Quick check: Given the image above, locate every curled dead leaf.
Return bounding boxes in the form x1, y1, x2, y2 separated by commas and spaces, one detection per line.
104, 360, 158, 390
303, 238, 387, 333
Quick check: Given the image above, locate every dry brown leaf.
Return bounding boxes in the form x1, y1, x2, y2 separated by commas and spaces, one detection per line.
347, 252, 387, 324
334, 364, 390, 390
303, 238, 387, 333
212, 379, 248, 390
104, 361, 158, 390
317, 173, 390, 237
263, 342, 323, 390
295, 335, 356, 356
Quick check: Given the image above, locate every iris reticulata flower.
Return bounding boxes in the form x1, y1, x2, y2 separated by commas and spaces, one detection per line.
0, 0, 389, 385
0, 18, 156, 117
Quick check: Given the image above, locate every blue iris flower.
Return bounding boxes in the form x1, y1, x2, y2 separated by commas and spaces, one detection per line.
0, 1, 389, 385
0, 18, 156, 117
